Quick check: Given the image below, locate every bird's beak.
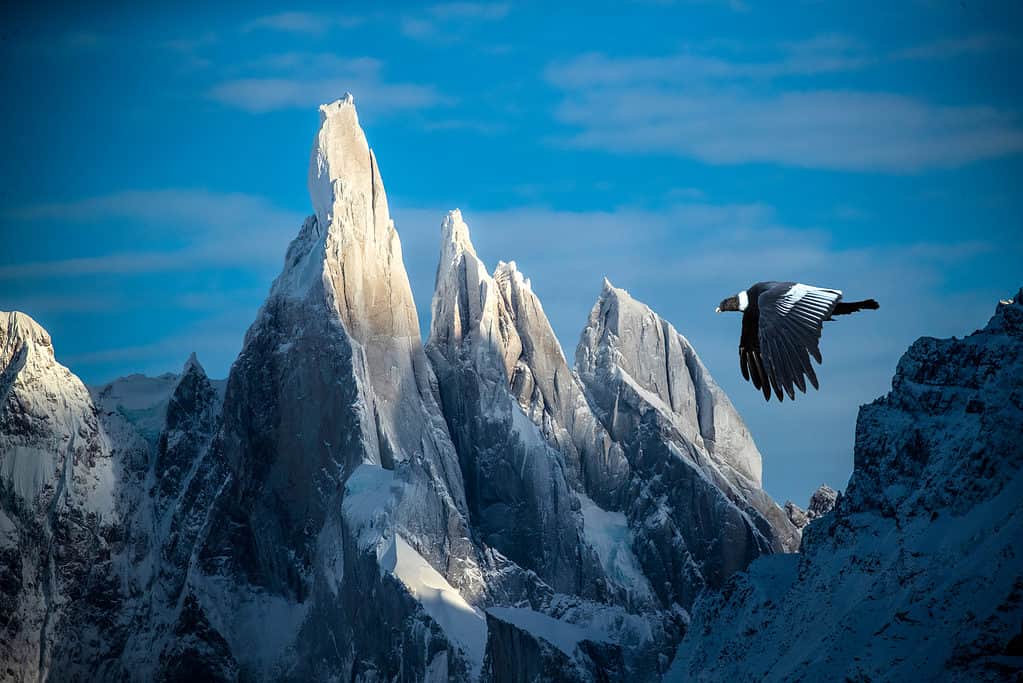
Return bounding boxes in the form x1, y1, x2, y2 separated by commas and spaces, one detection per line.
715, 306, 721, 313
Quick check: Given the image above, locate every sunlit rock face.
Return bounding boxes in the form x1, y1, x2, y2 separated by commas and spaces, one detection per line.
784, 484, 838, 530
190, 94, 484, 680
575, 282, 799, 608
427, 209, 799, 678
669, 292, 1023, 682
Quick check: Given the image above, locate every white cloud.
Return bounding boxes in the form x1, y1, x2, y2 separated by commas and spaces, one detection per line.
242, 12, 363, 35
1, 189, 304, 278
546, 41, 1023, 172
209, 52, 446, 114
891, 33, 1004, 62
400, 2, 510, 41
554, 88, 1023, 171
427, 2, 510, 20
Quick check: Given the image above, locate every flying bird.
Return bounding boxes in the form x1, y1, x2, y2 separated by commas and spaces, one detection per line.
716, 282, 879, 402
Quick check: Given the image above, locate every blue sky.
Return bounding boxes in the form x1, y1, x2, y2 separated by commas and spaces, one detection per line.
1, 1, 1021, 505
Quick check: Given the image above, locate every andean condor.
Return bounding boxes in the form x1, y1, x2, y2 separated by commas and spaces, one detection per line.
717, 282, 879, 401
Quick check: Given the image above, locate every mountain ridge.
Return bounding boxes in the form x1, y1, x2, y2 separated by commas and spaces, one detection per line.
2, 96, 1016, 682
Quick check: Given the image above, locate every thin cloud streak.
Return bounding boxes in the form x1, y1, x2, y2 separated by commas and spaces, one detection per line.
1, 189, 304, 278
546, 35, 1023, 172
209, 52, 447, 114
241, 12, 364, 35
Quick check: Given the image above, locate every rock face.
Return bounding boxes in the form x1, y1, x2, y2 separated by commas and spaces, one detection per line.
426, 210, 623, 598
669, 291, 1023, 682
0, 311, 150, 681
783, 484, 838, 531
575, 282, 799, 608
426, 209, 797, 677
192, 94, 481, 681
1, 96, 800, 682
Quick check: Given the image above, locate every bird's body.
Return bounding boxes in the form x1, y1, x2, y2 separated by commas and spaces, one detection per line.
717, 281, 878, 401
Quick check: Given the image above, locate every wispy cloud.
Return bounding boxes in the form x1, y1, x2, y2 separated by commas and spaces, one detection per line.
546, 35, 1023, 172
1, 189, 303, 278
427, 2, 510, 20
553, 88, 1023, 172
242, 12, 364, 35
400, 2, 510, 41
892, 33, 1004, 62
62, 307, 257, 378
209, 52, 446, 114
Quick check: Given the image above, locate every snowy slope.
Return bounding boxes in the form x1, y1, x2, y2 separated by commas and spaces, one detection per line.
0, 311, 154, 681
669, 290, 1023, 682
90, 371, 226, 449
575, 281, 799, 610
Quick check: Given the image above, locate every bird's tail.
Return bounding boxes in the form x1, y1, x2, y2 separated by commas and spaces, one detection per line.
832, 298, 879, 316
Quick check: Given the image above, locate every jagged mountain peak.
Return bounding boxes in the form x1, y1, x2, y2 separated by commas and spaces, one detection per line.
671, 289, 1023, 682
2, 99, 819, 682
494, 259, 534, 293
307, 92, 385, 229
1, 311, 53, 366
440, 208, 477, 261
577, 282, 764, 487
181, 351, 205, 377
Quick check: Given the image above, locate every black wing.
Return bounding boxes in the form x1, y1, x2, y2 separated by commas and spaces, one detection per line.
739, 304, 772, 402
756, 283, 842, 401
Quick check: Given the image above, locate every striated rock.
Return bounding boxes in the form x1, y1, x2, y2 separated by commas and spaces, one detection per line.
783, 501, 808, 530
426, 209, 616, 598
668, 291, 1023, 682
189, 94, 482, 680
575, 282, 799, 609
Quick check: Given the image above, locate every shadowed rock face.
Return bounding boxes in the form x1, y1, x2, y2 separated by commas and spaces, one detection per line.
426, 209, 620, 598
669, 291, 1023, 683
426, 210, 797, 678
193, 96, 482, 680
0, 311, 152, 681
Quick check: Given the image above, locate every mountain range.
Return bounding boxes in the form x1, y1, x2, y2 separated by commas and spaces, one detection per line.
1, 95, 1019, 682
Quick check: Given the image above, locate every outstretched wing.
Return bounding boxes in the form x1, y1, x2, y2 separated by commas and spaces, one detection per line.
757, 283, 842, 401
739, 305, 772, 401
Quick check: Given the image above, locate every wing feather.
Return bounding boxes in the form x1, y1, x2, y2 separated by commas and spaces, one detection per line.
754, 351, 771, 400
756, 282, 841, 401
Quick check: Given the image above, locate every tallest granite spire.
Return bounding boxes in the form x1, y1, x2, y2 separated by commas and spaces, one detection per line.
195, 94, 480, 679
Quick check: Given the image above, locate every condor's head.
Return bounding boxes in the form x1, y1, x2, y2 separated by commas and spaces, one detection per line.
716, 291, 748, 313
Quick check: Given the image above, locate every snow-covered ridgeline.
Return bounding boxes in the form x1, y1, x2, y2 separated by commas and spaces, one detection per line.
669, 291, 1023, 682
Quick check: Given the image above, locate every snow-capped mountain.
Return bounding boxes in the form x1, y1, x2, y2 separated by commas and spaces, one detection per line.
2, 95, 1017, 682
668, 291, 1023, 682
0, 311, 152, 680
90, 371, 226, 450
